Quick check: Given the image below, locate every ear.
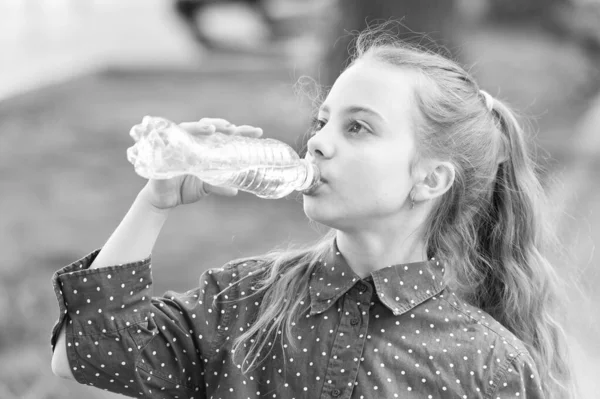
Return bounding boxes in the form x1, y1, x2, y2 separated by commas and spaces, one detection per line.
412, 161, 455, 203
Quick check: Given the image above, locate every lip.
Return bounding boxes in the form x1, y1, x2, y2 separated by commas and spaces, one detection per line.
302, 160, 327, 195
313, 165, 327, 183
302, 177, 326, 196
313, 166, 327, 185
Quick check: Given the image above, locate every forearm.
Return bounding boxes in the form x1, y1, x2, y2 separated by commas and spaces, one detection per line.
90, 190, 170, 269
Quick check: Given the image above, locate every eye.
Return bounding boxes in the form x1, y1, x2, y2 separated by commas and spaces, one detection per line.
347, 120, 370, 135
310, 117, 327, 135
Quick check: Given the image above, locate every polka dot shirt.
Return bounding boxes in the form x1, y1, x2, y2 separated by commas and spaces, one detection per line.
51, 239, 545, 398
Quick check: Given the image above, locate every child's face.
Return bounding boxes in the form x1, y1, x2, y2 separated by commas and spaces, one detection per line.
303, 58, 421, 231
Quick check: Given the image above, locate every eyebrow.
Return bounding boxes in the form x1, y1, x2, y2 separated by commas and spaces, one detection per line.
319, 104, 386, 123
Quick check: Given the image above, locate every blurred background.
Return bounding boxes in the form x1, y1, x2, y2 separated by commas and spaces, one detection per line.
1, 0, 599, 397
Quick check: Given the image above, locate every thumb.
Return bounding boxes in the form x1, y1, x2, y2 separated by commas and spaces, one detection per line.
202, 182, 239, 197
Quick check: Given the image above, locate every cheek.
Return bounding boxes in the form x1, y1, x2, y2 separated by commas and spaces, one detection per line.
367, 182, 409, 211
362, 159, 414, 212
336, 169, 408, 215
349, 154, 412, 195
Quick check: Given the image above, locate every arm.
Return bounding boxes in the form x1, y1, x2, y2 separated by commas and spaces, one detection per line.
89, 187, 170, 270
50, 118, 262, 386
51, 190, 169, 379
49, 252, 230, 397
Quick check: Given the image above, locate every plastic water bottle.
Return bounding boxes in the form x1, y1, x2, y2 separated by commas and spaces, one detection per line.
126, 116, 321, 199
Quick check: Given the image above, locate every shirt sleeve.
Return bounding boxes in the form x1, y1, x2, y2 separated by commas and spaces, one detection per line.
488, 351, 545, 399
50, 249, 234, 398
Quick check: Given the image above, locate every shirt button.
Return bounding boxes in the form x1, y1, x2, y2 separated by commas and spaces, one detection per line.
350, 317, 360, 326
332, 388, 342, 397
357, 283, 367, 294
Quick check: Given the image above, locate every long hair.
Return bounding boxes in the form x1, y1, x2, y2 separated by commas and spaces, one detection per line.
218, 23, 575, 398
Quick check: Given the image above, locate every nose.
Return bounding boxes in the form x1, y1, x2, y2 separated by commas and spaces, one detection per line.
306, 137, 322, 160
306, 131, 334, 161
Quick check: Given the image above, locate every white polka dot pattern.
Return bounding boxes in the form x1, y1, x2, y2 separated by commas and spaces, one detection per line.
50, 243, 545, 398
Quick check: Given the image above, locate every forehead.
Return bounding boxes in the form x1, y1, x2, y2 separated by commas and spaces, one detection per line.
324, 58, 419, 119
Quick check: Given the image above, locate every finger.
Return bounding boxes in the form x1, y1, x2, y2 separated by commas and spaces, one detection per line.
198, 118, 236, 132
233, 125, 263, 137
179, 122, 216, 135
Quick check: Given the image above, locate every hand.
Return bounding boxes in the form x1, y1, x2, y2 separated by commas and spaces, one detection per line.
138, 118, 263, 210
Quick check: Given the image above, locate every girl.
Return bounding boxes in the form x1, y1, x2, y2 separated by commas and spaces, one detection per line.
50, 25, 575, 398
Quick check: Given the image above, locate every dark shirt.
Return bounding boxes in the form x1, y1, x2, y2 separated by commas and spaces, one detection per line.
51, 240, 544, 398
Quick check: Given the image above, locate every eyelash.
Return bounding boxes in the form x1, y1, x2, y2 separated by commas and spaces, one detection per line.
310, 117, 370, 136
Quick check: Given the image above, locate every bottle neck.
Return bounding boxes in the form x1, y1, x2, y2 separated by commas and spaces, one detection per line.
297, 160, 320, 192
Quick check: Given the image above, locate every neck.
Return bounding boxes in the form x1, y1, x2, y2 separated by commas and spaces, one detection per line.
336, 226, 428, 279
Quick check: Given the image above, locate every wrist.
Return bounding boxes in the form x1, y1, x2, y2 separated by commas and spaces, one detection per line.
136, 187, 173, 216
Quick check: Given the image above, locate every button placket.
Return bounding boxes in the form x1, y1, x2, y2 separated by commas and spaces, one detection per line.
356, 282, 368, 295
320, 289, 370, 399
355, 282, 372, 311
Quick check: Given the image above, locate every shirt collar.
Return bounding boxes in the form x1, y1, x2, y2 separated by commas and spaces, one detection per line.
308, 238, 446, 316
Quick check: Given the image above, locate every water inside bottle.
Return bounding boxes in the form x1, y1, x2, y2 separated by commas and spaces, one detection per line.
197, 164, 310, 199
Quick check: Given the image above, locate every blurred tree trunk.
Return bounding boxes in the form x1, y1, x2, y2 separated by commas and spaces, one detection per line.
322, 0, 457, 87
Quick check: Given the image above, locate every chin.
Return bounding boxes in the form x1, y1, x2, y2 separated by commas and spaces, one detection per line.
303, 198, 332, 225
302, 200, 351, 230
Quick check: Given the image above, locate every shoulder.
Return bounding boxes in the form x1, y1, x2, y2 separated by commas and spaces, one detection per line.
437, 290, 530, 356
410, 289, 544, 396
198, 256, 269, 294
